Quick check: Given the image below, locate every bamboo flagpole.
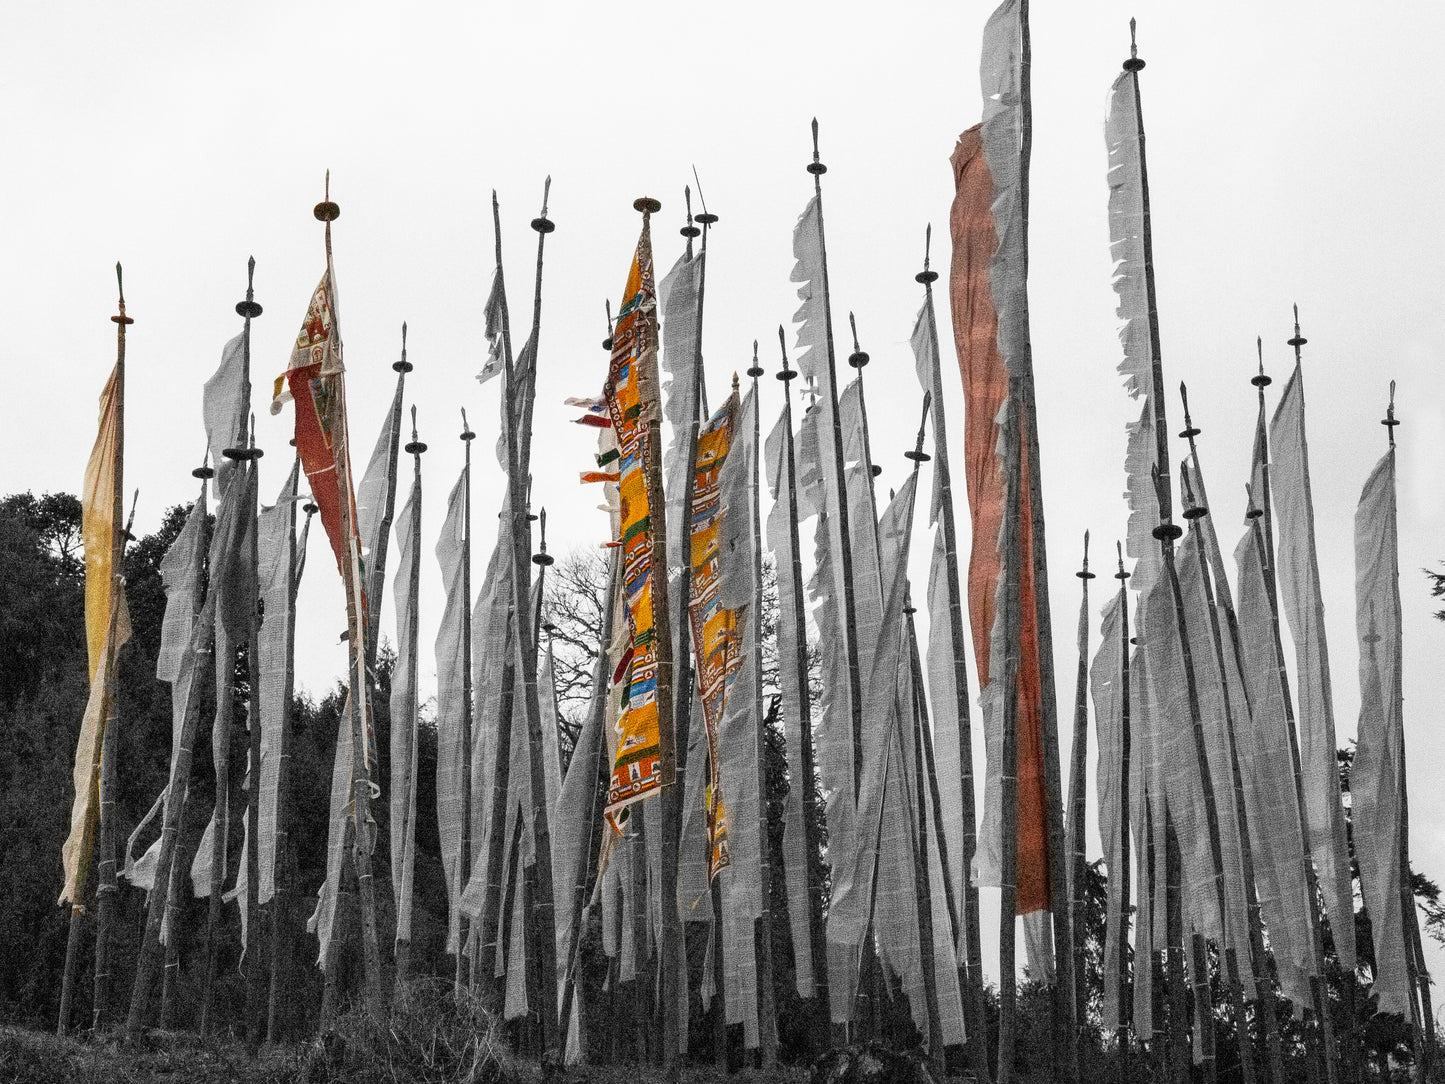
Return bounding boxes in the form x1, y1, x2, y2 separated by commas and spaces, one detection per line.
267, 467, 309, 1041
392, 403, 425, 988
1250, 325, 1339, 1084
911, 226, 988, 1080
314, 179, 386, 1010
773, 327, 831, 1050
62, 263, 131, 1037
1179, 384, 1287, 1084
1066, 533, 1093, 1043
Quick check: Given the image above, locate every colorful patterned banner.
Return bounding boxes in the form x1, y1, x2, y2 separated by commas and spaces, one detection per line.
687, 394, 738, 879
603, 224, 664, 830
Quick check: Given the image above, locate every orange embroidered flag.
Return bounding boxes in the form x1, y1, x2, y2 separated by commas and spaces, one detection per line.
602, 218, 665, 831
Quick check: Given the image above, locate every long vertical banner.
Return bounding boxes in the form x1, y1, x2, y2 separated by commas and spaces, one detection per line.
687, 394, 738, 879
603, 228, 664, 830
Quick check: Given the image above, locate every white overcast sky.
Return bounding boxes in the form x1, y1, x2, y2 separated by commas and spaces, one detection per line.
4, 2, 1444, 992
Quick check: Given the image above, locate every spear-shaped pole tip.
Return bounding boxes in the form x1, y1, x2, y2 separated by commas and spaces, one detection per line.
1252, 335, 1272, 388
910, 392, 932, 461
1078, 530, 1095, 579
1383, 380, 1400, 447
115, 262, 125, 304
1115, 540, 1130, 580
846, 312, 869, 368
916, 225, 940, 285
1124, 18, 1145, 70
460, 406, 475, 441
747, 338, 764, 379
1288, 303, 1308, 351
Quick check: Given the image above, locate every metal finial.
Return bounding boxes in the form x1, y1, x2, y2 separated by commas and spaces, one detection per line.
405, 405, 427, 455
192, 443, 215, 480
747, 339, 764, 379
602, 299, 615, 351
1178, 381, 1200, 439
1123, 18, 1145, 71
393, 321, 412, 372
111, 262, 134, 325
916, 223, 939, 285
731, 371, 740, 394
531, 176, 556, 234
847, 311, 869, 368
1078, 530, 1096, 580
533, 506, 554, 567
776, 325, 797, 382
1150, 464, 1183, 541
1115, 540, 1130, 581
1287, 302, 1307, 352
1383, 380, 1400, 447
807, 118, 827, 176
633, 195, 661, 215
905, 392, 933, 465
1251, 336, 1272, 388
680, 186, 699, 239
314, 170, 340, 222
236, 256, 263, 320
692, 167, 718, 226
460, 407, 475, 441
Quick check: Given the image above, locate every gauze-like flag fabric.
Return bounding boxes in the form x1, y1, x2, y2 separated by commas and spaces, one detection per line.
603, 219, 666, 829
434, 468, 469, 954
764, 404, 816, 996
1232, 521, 1314, 1010
475, 271, 506, 385
949, 0, 1052, 955
716, 385, 762, 1049
391, 460, 421, 947
791, 191, 860, 1023
124, 487, 208, 891
1269, 362, 1356, 970
60, 359, 131, 906
355, 373, 405, 666
688, 394, 738, 878
203, 334, 248, 500
1177, 527, 1253, 991
1352, 447, 1412, 1017
1092, 592, 1127, 1030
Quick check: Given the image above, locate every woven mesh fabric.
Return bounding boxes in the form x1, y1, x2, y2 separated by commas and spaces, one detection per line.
434, 468, 469, 954
716, 386, 761, 1047
1232, 527, 1314, 1010
925, 528, 968, 950
1177, 529, 1253, 992
355, 376, 404, 662
764, 406, 814, 996
202, 333, 247, 499
1270, 364, 1356, 970
1141, 577, 1222, 945
1092, 592, 1127, 1030
255, 464, 299, 906
1352, 448, 1410, 1016
390, 470, 421, 943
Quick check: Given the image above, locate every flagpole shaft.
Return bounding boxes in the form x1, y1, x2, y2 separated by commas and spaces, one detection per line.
1114, 586, 1133, 1077
88, 281, 129, 1037
749, 375, 780, 1069
921, 277, 989, 1084
268, 462, 302, 1041
779, 373, 832, 1050
1252, 416, 1339, 1084
458, 432, 474, 995
1066, 573, 1090, 1040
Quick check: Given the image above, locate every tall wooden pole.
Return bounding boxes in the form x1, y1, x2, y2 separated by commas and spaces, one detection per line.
496, 183, 561, 1048
775, 328, 831, 1052
1111, 547, 1134, 1083
456, 406, 476, 995
1066, 534, 1093, 1043
315, 177, 385, 1011
235, 259, 267, 1051
805, 121, 868, 823
267, 472, 307, 1041
1252, 319, 1338, 1084
87, 265, 131, 1037
745, 359, 780, 1069
1180, 384, 1286, 1084
915, 228, 990, 1082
